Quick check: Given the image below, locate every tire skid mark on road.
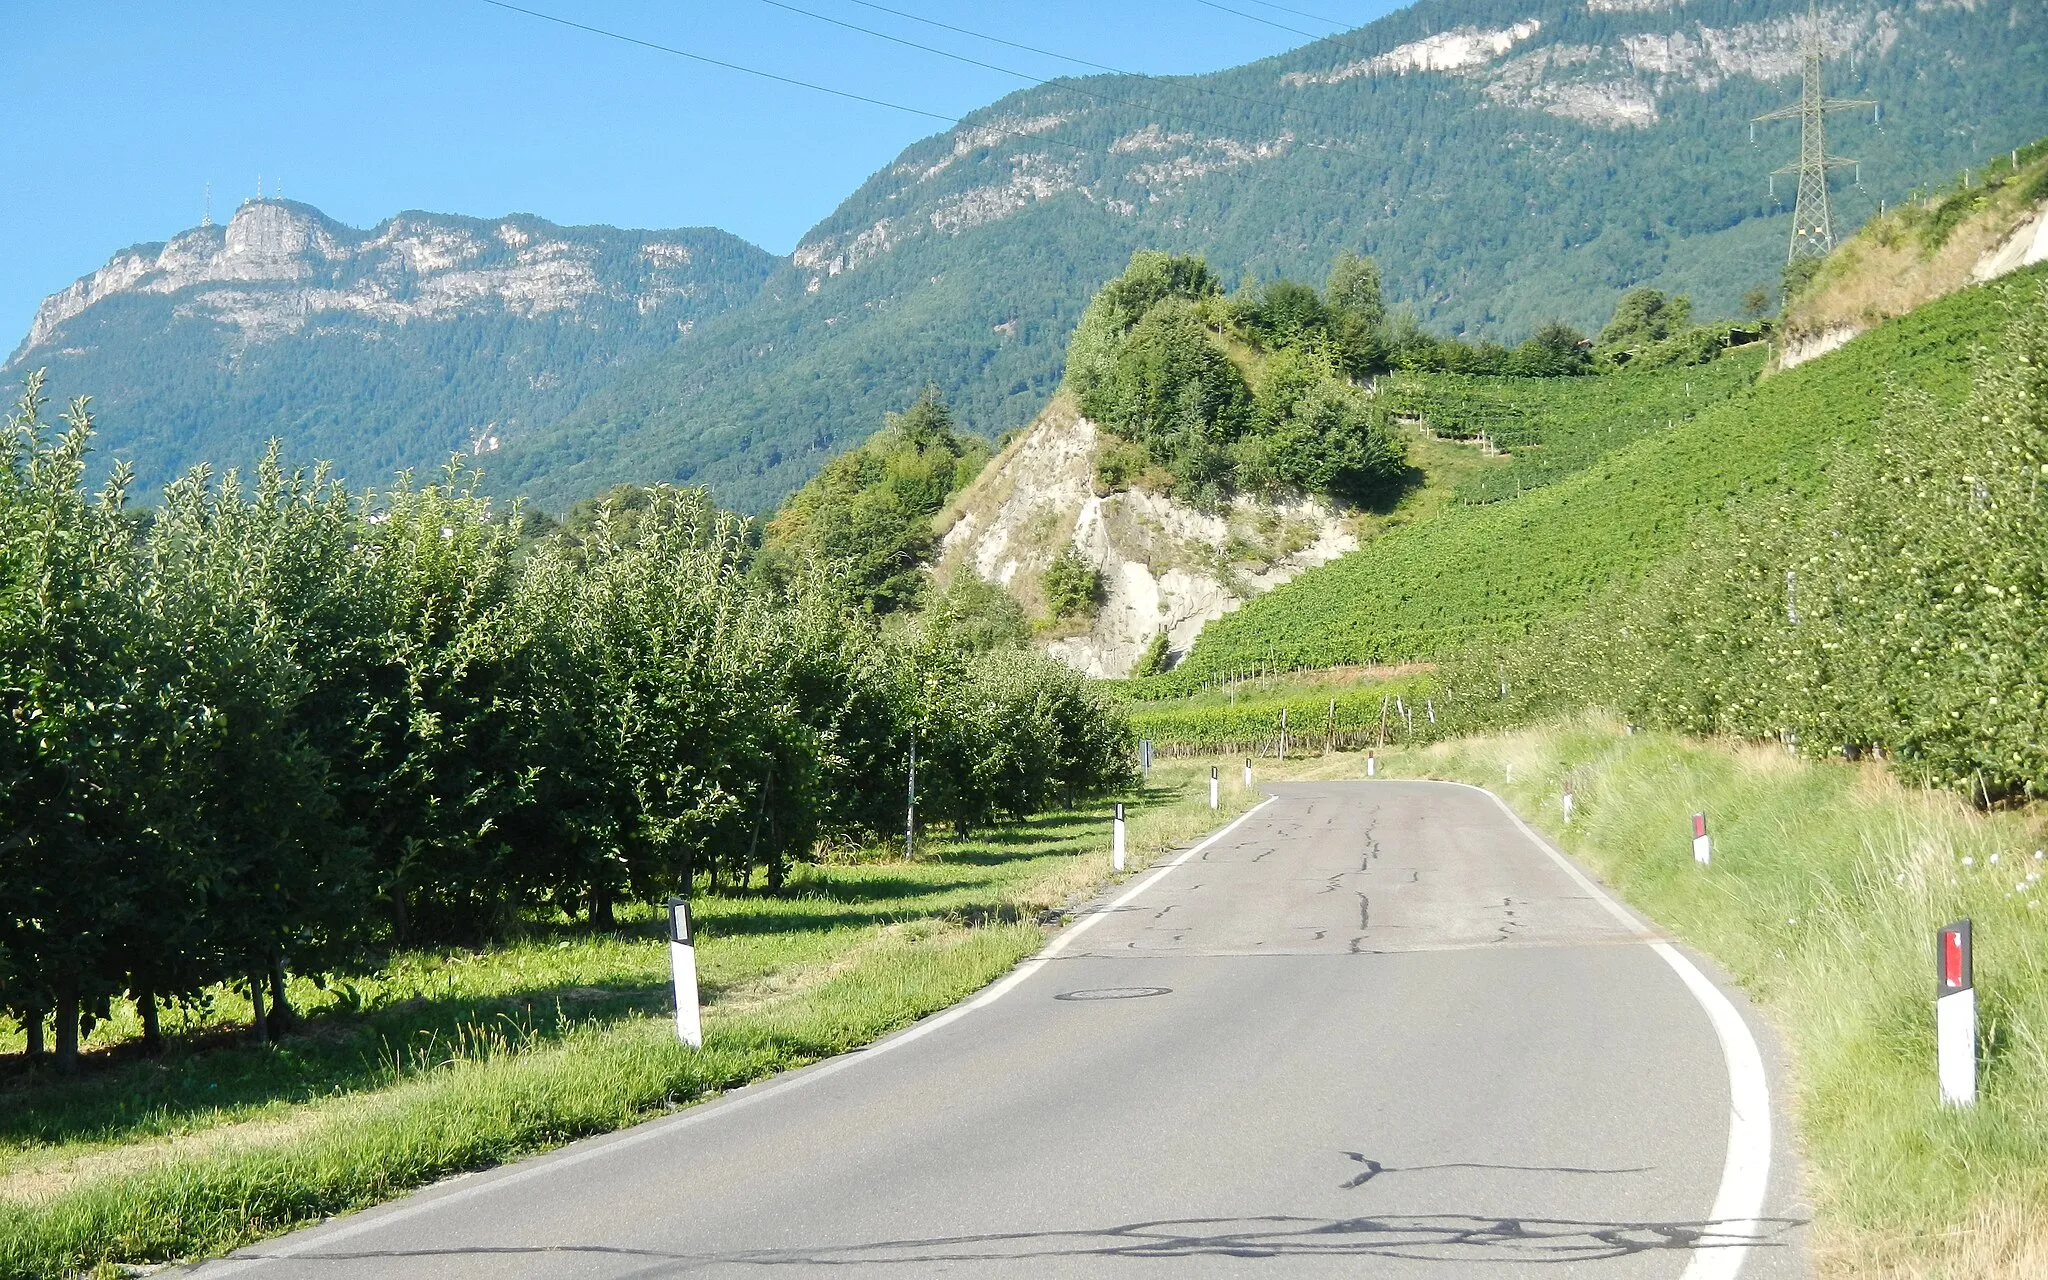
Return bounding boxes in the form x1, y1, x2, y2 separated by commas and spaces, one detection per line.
1491, 896, 1522, 946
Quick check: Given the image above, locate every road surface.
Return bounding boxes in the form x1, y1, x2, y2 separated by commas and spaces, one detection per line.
191, 780, 1807, 1278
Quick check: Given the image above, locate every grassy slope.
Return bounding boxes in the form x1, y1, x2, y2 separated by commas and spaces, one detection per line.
1166, 264, 2047, 683
1785, 139, 2048, 348
0, 764, 1260, 1279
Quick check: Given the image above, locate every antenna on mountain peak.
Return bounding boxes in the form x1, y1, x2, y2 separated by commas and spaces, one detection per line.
1753, 0, 1877, 263
257, 174, 264, 202
202, 182, 212, 228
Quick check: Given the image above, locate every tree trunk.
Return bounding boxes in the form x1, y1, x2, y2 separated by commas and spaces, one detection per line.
267, 956, 296, 1037
745, 770, 773, 894
589, 883, 616, 931
24, 1002, 45, 1061
138, 990, 163, 1053
248, 972, 269, 1046
54, 978, 79, 1074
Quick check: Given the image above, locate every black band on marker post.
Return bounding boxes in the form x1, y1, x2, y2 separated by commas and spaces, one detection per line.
667, 897, 693, 946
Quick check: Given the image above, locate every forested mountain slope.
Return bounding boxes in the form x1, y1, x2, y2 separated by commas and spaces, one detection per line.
11, 0, 2044, 511
3, 201, 776, 495
501, 0, 2048, 511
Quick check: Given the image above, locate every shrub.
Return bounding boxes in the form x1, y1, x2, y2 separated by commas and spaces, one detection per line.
1130, 629, 1172, 678
1042, 546, 1105, 619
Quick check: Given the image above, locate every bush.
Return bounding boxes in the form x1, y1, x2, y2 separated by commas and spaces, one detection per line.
1130, 629, 1172, 678
1066, 251, 1414, 507
1042, 545, 1104, 619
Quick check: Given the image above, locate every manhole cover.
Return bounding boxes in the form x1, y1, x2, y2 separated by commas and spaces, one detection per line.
1054, 987, 1172, 1001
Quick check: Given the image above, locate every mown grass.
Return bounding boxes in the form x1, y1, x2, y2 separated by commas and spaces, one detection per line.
0, 762, 1260, 1279
1353, 722, 2048, 1279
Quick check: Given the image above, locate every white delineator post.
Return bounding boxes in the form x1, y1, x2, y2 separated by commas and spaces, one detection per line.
1692, 813, 1712, 865
1937, 919, 1976, 1107
1112, 802, 1127, 872
1209, 765, 1219, 810
1243, 756, 1253, 789
1563, 784, 1575, 823
1366, 749, 1376, 778
666, 897, 702, 1049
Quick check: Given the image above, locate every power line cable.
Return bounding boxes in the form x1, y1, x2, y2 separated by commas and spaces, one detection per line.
834, 0, 1330, 116
1191, 0, 1327, 39
482, 0, 1122, 168
753, 0, 1051, 87
1236, 0, 1356, 28
756, 0, 1342, 149
836, 0, 1134, 78
479, 0, 957, 122
483, 0, 1400, 202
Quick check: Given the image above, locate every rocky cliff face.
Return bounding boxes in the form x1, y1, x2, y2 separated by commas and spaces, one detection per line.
936, 398, 1356, 678
17, 200, 743, 358
1281, 4, 1899, 130
6, 201, 776, 497
786, 0, 1921, 304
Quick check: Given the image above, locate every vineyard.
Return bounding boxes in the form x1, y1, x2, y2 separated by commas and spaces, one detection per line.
1440, 279, 2048, 800
1382, 349, 1763, 505
1124, 670, 1437, 757
1148, 262, 2038, 688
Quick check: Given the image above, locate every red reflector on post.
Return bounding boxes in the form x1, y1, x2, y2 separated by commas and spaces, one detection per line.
1692, 813, 1707, 839
1937, 919, 1973, 996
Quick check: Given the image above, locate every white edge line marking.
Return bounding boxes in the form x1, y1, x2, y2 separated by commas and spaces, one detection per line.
199, 796, 1281, 1274
1441, 779, 1772, 1280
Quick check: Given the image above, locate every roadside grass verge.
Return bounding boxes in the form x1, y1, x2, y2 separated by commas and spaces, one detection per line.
0, 762, 1257, 1279
1325, 722, 2043, 1280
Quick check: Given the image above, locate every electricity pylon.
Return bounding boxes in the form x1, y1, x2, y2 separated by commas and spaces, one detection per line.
1754, 0, 1876, 263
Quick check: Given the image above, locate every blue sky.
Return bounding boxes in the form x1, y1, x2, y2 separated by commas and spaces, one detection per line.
6, 0, 1409, 348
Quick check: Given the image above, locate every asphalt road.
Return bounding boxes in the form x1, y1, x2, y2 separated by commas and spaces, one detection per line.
191, 780, 1808, 1278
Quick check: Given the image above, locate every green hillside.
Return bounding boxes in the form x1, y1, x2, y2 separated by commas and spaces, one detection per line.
14, 1, 2043, 513
494, 0, 2047, 511
1384, 348, 1766, 504
1148, 262, 2048, 691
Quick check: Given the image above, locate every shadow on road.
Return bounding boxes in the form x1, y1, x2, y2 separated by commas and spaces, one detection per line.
233, 1209, 1809, 1271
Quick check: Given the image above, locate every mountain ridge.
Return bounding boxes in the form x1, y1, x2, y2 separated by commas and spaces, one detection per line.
4, 199, 776, 494
494, 0, 2048, 511
10, 0, 2046, 511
